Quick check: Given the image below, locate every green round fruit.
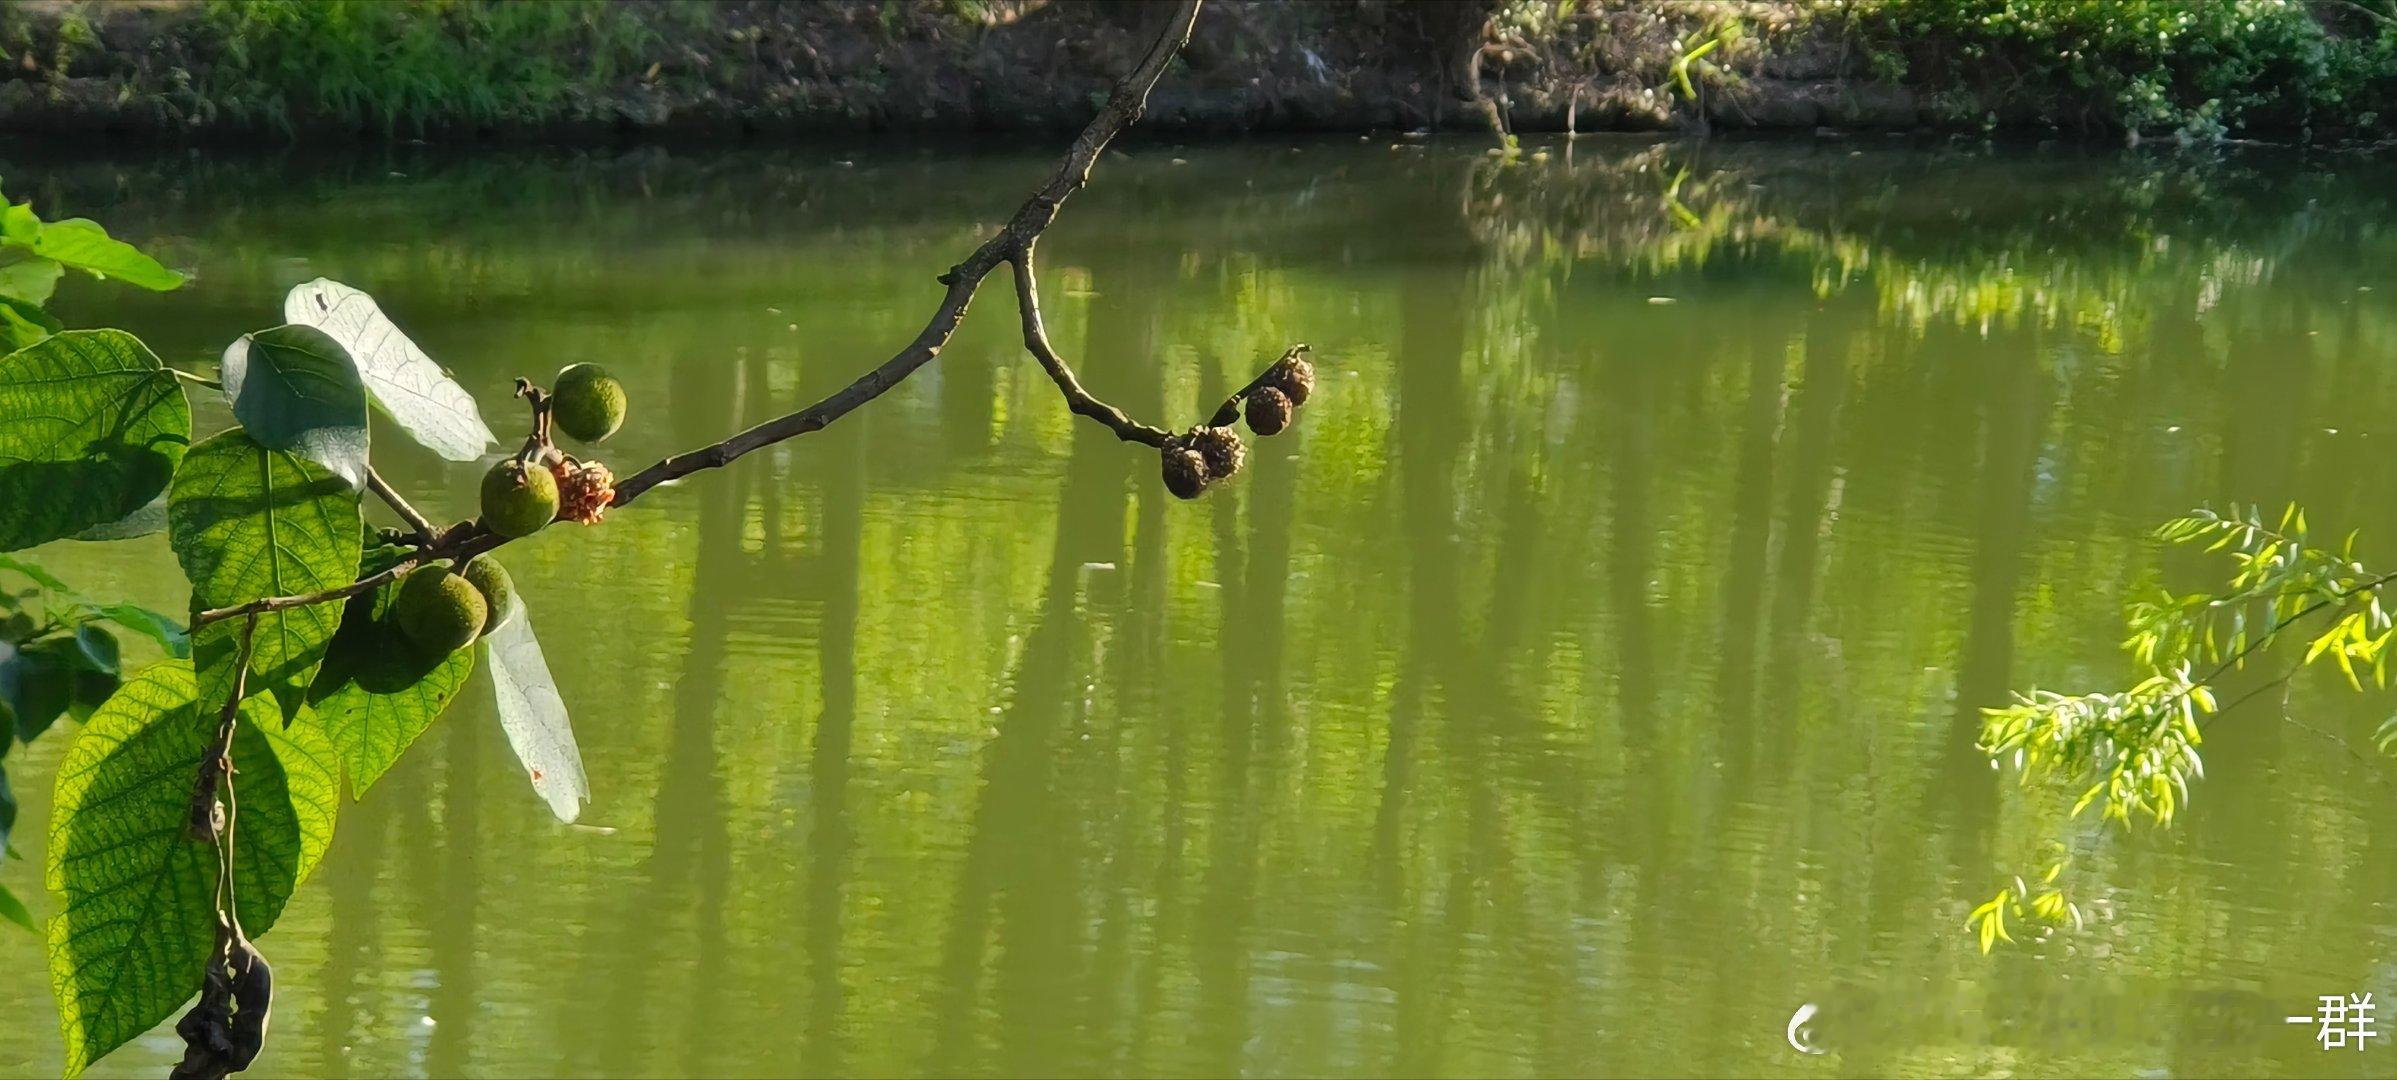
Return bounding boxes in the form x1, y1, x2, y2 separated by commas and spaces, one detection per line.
394, 565, 487, 656
552, 363, 627, 443
460, 556, 514, 636
481, 459, 559, 538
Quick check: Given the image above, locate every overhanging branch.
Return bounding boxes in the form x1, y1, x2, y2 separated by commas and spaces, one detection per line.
196, 0, 1289, 629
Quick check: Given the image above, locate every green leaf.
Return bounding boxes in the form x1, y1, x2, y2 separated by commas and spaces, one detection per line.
0, 762, 14, 853
45, 660, 337, 1077
284, 279, 494, 462
0, 554, 189, 657
169, 430, 362, 723
484, 602, 587, 822
83, 602, 187, 658
1, 637, 74, 743
0, 329, 191, 551
1, 201, 39, 245
0, 248, 61, 306
26, 219, 184, 292
307, 572, 475, 795
220, 324, 370, 488
0, 294, 61, 352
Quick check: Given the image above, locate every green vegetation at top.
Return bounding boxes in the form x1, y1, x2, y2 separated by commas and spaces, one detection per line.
1843, 0, 2397, 139
194, 0, 664, 134
4, 1, 2394, 140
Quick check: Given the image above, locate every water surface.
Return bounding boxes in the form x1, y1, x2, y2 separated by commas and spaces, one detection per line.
1, 136, 2394, 1077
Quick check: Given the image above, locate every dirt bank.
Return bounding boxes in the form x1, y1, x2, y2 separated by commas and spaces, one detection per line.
0, 2, 2386, 144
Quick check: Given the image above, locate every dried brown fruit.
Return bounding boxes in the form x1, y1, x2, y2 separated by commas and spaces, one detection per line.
1161, 444, 1208, 500
552, 458, 618, 525
1245, 385, 1293, 436
1268, 347, 1315, 407
1187, 425, 1245, 480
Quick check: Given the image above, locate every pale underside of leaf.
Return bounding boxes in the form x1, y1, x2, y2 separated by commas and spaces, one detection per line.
70, 491, 168, 542
0, 329, 190, 552
44, 661, 336, 1077
220, 323, 370, 489
284, 278, 494, 461
484, 603, 588, 822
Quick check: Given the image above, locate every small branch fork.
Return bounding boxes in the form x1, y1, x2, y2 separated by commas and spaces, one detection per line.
187, 0, 1298, 633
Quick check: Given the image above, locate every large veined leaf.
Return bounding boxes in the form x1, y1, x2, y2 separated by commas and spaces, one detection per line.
284, 279, 494, 461
0, 294, 60, 352
46, 660, 337, 1077
484, 602, 587, 822
0, 329, 190, 552
170, 430, 362, 723
307, 563, 475, 796
220, 323, 370, 488
24, 218, 185, 292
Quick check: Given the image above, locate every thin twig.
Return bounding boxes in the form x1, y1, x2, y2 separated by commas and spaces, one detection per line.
1010, 248, 1174, 447
169, 368, 223, 391
192, 0, 1215, 628
364, 465, 436, 544
188, 614, 256, 843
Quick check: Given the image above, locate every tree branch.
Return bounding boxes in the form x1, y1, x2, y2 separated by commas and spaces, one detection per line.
195, 0, 1223, 629
609, 0, 1203, 505
1010, 247, 1175, 447
364, 465, 436, 543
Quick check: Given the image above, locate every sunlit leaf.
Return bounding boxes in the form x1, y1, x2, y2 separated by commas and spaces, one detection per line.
26, 218, 184, 292
45, 661, 336, 1076
0, 330, 190, 551
169, 430, 362, 723
483, 601, 587, 822
220, 323, 370, 488
284, 278, 494, 461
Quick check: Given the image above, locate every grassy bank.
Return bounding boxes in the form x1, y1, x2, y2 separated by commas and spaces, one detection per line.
1, 1, 2392, 141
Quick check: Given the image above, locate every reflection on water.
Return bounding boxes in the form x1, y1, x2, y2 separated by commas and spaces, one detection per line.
2, 136, 2396, 1077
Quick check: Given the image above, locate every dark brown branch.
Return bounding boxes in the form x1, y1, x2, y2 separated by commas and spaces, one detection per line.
194, 0, 1207, 628
1011, 248, 1174, 447
610, 0, 1201, 506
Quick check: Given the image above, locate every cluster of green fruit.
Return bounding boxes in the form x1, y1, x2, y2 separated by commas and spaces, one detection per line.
478, 363, 627, 539
393, 364, 628, 656
394, 555, 513, 655
1161, 347, 1314, 500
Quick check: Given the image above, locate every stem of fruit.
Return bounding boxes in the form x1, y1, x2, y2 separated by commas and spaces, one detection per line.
364, 465, 436, 545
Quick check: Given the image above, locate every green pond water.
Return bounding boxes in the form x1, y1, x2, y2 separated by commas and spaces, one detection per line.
1, 136, 2395, 1078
